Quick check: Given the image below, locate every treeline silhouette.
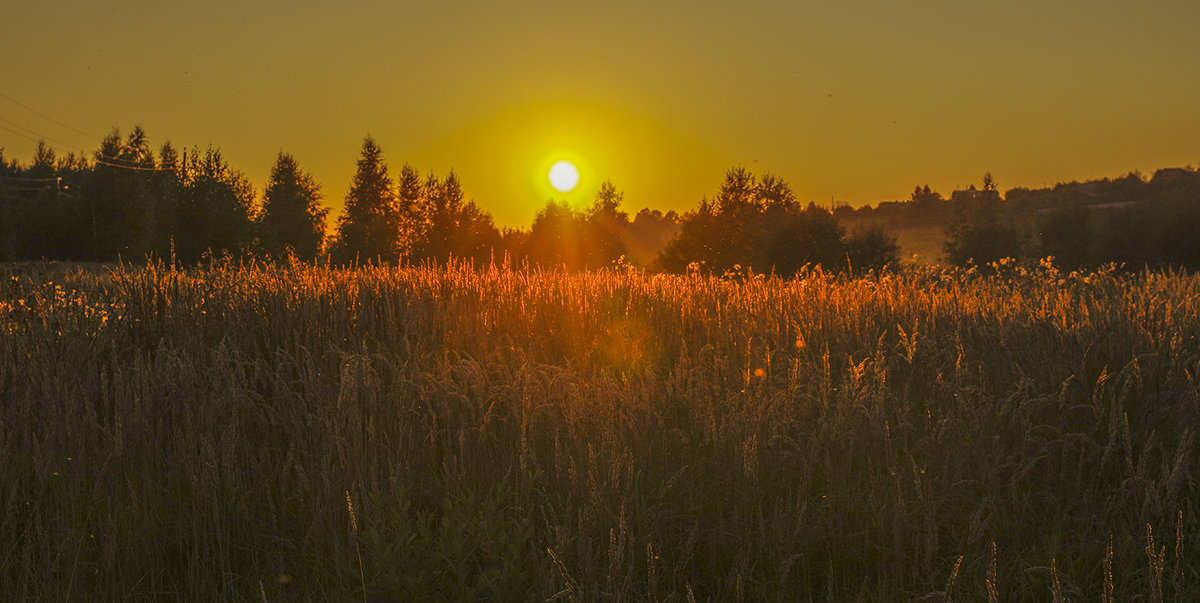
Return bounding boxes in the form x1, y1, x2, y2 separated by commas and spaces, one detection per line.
658, 166, 898, 274
1, 128, 291, 265
837, 168, 1200, 271
0, 131, 867, 274
0, 131, 681, 269
3, 128, 1198, 272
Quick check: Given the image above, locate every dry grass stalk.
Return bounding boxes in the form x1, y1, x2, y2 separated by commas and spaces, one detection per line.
1148, 523, 1165, 603
346, 490, 365, 603
986, 541, 999, 603
547, 547, 580, 603
1104, 534, 1115, 603
646, 542, 658, 603
1050, 558, 1063, 603
944, 554, 963, 602
1174, 510, 1185, 603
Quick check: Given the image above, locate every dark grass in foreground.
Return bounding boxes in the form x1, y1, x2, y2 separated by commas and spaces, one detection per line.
2, 258, 1199, 601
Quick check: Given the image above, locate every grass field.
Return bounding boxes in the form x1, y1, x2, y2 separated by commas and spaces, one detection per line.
2, 258, 1199, 601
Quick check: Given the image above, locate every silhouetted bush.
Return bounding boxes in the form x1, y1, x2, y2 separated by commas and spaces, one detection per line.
844, 226, 900, 272
503, 181, 631, 270
658, 167, 897, 275
943, 175, 1021, 268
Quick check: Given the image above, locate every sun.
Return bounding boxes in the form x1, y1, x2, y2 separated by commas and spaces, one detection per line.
548, 160, 580, 193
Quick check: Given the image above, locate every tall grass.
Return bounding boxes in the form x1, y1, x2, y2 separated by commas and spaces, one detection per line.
2, 257, 1198, 600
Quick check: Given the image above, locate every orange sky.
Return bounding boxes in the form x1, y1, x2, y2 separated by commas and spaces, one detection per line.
2, 1, 1198, 228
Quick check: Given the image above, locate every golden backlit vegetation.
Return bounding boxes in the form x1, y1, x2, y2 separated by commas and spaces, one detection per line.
3, 258, 1199, 600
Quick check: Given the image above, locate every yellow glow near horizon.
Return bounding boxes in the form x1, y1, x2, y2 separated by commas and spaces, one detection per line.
421, 101, 700, 223
2, 3, 1198, 231
548, 160, 580, 192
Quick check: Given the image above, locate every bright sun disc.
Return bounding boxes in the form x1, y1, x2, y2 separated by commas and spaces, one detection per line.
548, 160, 580, 193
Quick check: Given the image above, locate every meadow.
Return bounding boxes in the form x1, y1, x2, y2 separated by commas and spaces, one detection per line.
2, 258, 1198, 601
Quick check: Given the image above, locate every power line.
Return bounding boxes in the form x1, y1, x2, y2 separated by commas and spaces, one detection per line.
0, 124, 175, 173
94, 158, 173, 172
0, 138, 174, 174
0, 90, 99, 141
0, 122, 43, 145
0, 116, 88, 154
0, 94, 189, 176
0, 113, 180, 174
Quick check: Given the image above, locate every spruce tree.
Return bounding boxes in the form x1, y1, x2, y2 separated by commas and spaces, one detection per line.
331, 137, 399, 264
259, 152, 327, 260
409, 169, 500, 264
421, 171, 462, 261
395, 163, 425, 254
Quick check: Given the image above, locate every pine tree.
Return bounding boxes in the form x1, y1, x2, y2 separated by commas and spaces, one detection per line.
259, 152, 327, 260
330, 137, 399, 264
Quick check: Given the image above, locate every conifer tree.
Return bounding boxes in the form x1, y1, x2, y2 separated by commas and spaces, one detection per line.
259, 152, 327, 260
395, 163, 425, 254
330, 137, 399, 264
408, 169, 501, 264
420, 171, 461, 260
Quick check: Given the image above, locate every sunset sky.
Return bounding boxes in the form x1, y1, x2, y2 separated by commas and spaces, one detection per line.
3, 0, 1198, 228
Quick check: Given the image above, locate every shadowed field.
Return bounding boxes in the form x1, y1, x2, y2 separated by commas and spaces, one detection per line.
2, 259, 1198, 601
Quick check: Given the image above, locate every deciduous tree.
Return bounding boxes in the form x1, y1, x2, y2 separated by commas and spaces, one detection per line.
176, 146, 256, 264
